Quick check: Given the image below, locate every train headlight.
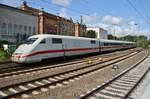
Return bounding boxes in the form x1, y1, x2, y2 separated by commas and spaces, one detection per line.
13, 53, 24, 58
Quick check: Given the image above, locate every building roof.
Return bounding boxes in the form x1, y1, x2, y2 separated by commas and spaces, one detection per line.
0, 3, 37, 16
19, 1, 73, 22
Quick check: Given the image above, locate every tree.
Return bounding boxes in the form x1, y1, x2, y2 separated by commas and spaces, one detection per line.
108, 34, 117, 40
136, 36, 149, 48
86, 30, 97, 38
119, 35, 149, 48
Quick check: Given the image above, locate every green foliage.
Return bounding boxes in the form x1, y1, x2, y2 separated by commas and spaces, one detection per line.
108, 34, 150, 48
85, 30, 97, 38
118, 35, 149, 48
136, 37, 149, 48
119, 35, 137, 42
0, 40, 12, 45
0, 48, 9, 61
80, 32, 87, 37
108, 34, 117, 40
0, 40, 17, 55
0, 40, 12, 49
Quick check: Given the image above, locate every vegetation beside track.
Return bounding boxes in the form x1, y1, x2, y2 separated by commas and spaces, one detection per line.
0, 40, 17, 62
0, 48, 10, 62
0, 44, 10, 63
108, 35, 150, 48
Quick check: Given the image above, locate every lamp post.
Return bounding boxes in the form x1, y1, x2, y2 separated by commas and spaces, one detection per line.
112, 24, 117, 40
134, 23, 138, 35
113, 24, 116, 40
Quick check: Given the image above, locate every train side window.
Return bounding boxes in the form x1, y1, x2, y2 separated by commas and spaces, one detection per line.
109, 43, 112, 45
40, 39, 46, 44
52, 38, 62, 44
91, 40, 96, 44
104, 43, 109, 46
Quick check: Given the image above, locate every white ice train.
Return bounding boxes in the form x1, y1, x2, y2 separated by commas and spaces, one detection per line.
11, 34, 136, 63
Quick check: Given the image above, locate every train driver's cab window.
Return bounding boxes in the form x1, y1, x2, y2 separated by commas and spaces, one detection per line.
25, 38, 38, 44
40, 39, 46, 44
91, 40, 96, 44
52, 38, 62, 44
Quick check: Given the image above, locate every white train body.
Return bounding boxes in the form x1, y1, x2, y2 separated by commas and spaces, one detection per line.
11, 34, 136, 63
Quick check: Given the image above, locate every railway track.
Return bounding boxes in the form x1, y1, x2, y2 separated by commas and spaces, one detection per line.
0, 49, 142, 98
78, 50, 149, 99
0, 48, 140, 74
0, 52, 117, 72
0, 49, 140, 78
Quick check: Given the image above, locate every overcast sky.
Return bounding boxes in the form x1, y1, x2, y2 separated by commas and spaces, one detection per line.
0, 0, 150, 38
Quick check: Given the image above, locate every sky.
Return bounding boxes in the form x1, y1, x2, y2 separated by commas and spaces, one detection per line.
0, 0, 150, 38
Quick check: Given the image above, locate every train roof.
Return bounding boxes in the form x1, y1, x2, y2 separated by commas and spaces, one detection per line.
100, 39, 135, 44
29, 34, 135, 44
30, 34, 98, 40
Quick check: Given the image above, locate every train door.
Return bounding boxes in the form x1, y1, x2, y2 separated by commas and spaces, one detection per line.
100, 41, 104, 52
99, 41, 101, 52
51, 38, 64, 57
62, 39, 66, 57
90, 40, 96, 53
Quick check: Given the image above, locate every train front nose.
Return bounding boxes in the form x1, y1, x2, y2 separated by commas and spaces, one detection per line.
11, 53, 26, 63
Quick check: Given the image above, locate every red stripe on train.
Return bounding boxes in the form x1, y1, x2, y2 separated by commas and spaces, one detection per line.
17, 45, 125, 58
21, 47, 100, 57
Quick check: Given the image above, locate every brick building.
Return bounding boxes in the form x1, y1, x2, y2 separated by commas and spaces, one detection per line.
20, 1, 75, 36
58, 17, 75, 36
75, 22, 87, 37
0, 1, 87, 43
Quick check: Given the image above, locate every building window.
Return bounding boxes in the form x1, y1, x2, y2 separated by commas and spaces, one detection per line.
8, 23, 12, 35
19, 25, 22, 33
29, 26, 31, 34
14, 24, 18, 35
1, 23, 7, 35
0, 23, 2, 34
33, 27, 35, 34
24, 26, 27, 33
0, 22, 1, 34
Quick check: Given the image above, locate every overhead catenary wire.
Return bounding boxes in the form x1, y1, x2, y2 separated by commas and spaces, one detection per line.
19, 0, 62, 14
81, 0, 114, 15
19, 0, 91, 17
136, 0, 150, 27
138, 1, 150, 19
40, 0, 91, 16
125, 0, 150, 26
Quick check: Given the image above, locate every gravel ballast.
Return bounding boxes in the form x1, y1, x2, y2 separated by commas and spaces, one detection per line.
20, 51, 148, 99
